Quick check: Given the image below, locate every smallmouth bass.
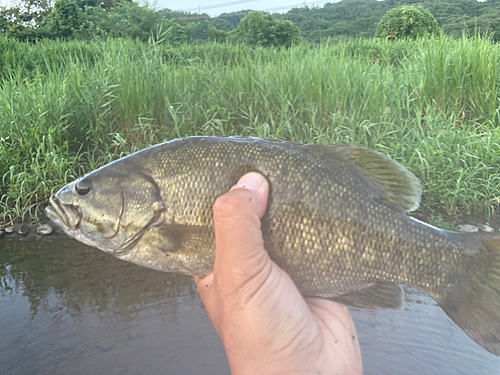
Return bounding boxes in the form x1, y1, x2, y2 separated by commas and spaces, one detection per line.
46, 136, 500, 356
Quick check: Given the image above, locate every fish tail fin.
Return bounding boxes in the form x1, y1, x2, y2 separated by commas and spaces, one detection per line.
435, 233, 500, 356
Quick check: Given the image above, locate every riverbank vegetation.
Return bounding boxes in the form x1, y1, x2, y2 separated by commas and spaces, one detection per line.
1, 34, 500, 220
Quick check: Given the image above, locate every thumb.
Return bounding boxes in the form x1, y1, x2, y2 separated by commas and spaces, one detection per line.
212, 172, 270, 287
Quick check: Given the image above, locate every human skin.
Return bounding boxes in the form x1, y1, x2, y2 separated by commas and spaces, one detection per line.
194, 172, 363, 375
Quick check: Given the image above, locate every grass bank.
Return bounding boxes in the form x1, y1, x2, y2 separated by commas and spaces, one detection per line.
1, 35, 500, 221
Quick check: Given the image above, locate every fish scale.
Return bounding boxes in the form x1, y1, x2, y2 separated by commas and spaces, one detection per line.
46, 136, 500, 356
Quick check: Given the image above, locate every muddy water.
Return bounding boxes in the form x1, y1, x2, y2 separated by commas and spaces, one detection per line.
1, 236, 499, 375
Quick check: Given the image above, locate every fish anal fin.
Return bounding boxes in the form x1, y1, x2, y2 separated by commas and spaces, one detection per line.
303, 143, 421, 213
329, 282, 403, 310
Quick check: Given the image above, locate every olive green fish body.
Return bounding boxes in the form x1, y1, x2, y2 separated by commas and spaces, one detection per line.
123, 138, 457, 293
46, 136, 500, 356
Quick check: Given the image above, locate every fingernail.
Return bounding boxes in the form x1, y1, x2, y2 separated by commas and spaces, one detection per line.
233, 172, 266, 192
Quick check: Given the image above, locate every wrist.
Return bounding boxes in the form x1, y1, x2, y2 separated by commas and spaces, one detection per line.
222, 327, 362, 375
221, 335, 326, 375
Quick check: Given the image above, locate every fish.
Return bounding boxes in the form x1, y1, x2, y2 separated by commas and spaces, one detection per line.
46, 136, 500, 356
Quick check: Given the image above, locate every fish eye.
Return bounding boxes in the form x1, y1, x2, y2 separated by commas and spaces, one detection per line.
75, 178, 92, 196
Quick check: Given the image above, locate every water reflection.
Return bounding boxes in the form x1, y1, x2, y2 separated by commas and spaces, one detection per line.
352, 290, 500, 374
1, 236, 500, 374
2, 237, 200, 314
0, 237, 229, 375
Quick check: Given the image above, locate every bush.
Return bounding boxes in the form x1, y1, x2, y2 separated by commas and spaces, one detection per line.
376, 6, 441, 40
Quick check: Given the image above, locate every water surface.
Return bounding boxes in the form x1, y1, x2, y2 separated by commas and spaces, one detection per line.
1, 236, 499, 374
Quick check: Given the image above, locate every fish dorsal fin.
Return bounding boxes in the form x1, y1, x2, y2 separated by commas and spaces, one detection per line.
329, 282, 403, 309
304, 143, 422, 212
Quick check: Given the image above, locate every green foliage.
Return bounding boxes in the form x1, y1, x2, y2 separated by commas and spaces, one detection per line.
465, 7, 500, 41
231, 11, 301, 47
207, 24, 228, 43
43, 0, 86, 38
1, 35, 500, 219
274, 20, 302, 48
281, 0, 393, 41
0, 1, 50, 41
376, 6, 441, 39
3, 0, 500, 43
0, 0, 197, 42
91, 2, 194, 43
230, 11, 275, 46
213, 12, 248, 30
277, 0, 500, 42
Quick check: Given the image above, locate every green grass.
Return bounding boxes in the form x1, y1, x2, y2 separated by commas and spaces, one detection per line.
1, 35, 500, 221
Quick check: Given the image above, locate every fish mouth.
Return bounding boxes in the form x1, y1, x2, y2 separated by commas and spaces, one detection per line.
46, 195, 82, 231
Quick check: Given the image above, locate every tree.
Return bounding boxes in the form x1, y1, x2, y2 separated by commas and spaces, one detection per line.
88, 2, 194, 43
274, 20, 301, 47
215, 11, 249, 30
230, 11, 301, 47
0, 0, 52, 40
43, 0, 86, 38
465, 7, 500, 41
231, 11, 275, 46
375, 5, 441, 39
207, 23, 227, 42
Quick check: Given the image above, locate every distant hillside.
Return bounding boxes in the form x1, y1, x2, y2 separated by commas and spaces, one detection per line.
205, 0, 500, 41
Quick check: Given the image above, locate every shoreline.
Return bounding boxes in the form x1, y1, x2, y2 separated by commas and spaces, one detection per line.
1, 210, 499, 242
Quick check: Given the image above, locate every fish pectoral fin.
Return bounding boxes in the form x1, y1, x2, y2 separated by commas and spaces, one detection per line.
152, 224, 215, 254
303, 143, 421, 213
329, 282, 403, 309
120, 224, 214, 275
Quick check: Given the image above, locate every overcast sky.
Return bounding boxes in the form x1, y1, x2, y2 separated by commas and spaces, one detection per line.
157, 0, 333, 17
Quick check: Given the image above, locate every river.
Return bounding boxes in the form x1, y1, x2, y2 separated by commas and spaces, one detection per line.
1, 235, 499, 374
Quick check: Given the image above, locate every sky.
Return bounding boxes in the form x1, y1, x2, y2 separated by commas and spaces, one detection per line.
157, 0, 333, 17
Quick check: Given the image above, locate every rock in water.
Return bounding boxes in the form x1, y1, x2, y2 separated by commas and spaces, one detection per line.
37, 224, 54, 236
477, 224, 494, 233
18, 225, 30, 236
457, 224, 479, 233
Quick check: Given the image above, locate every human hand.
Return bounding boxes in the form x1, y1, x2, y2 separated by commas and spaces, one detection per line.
194, 172, 363, 375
